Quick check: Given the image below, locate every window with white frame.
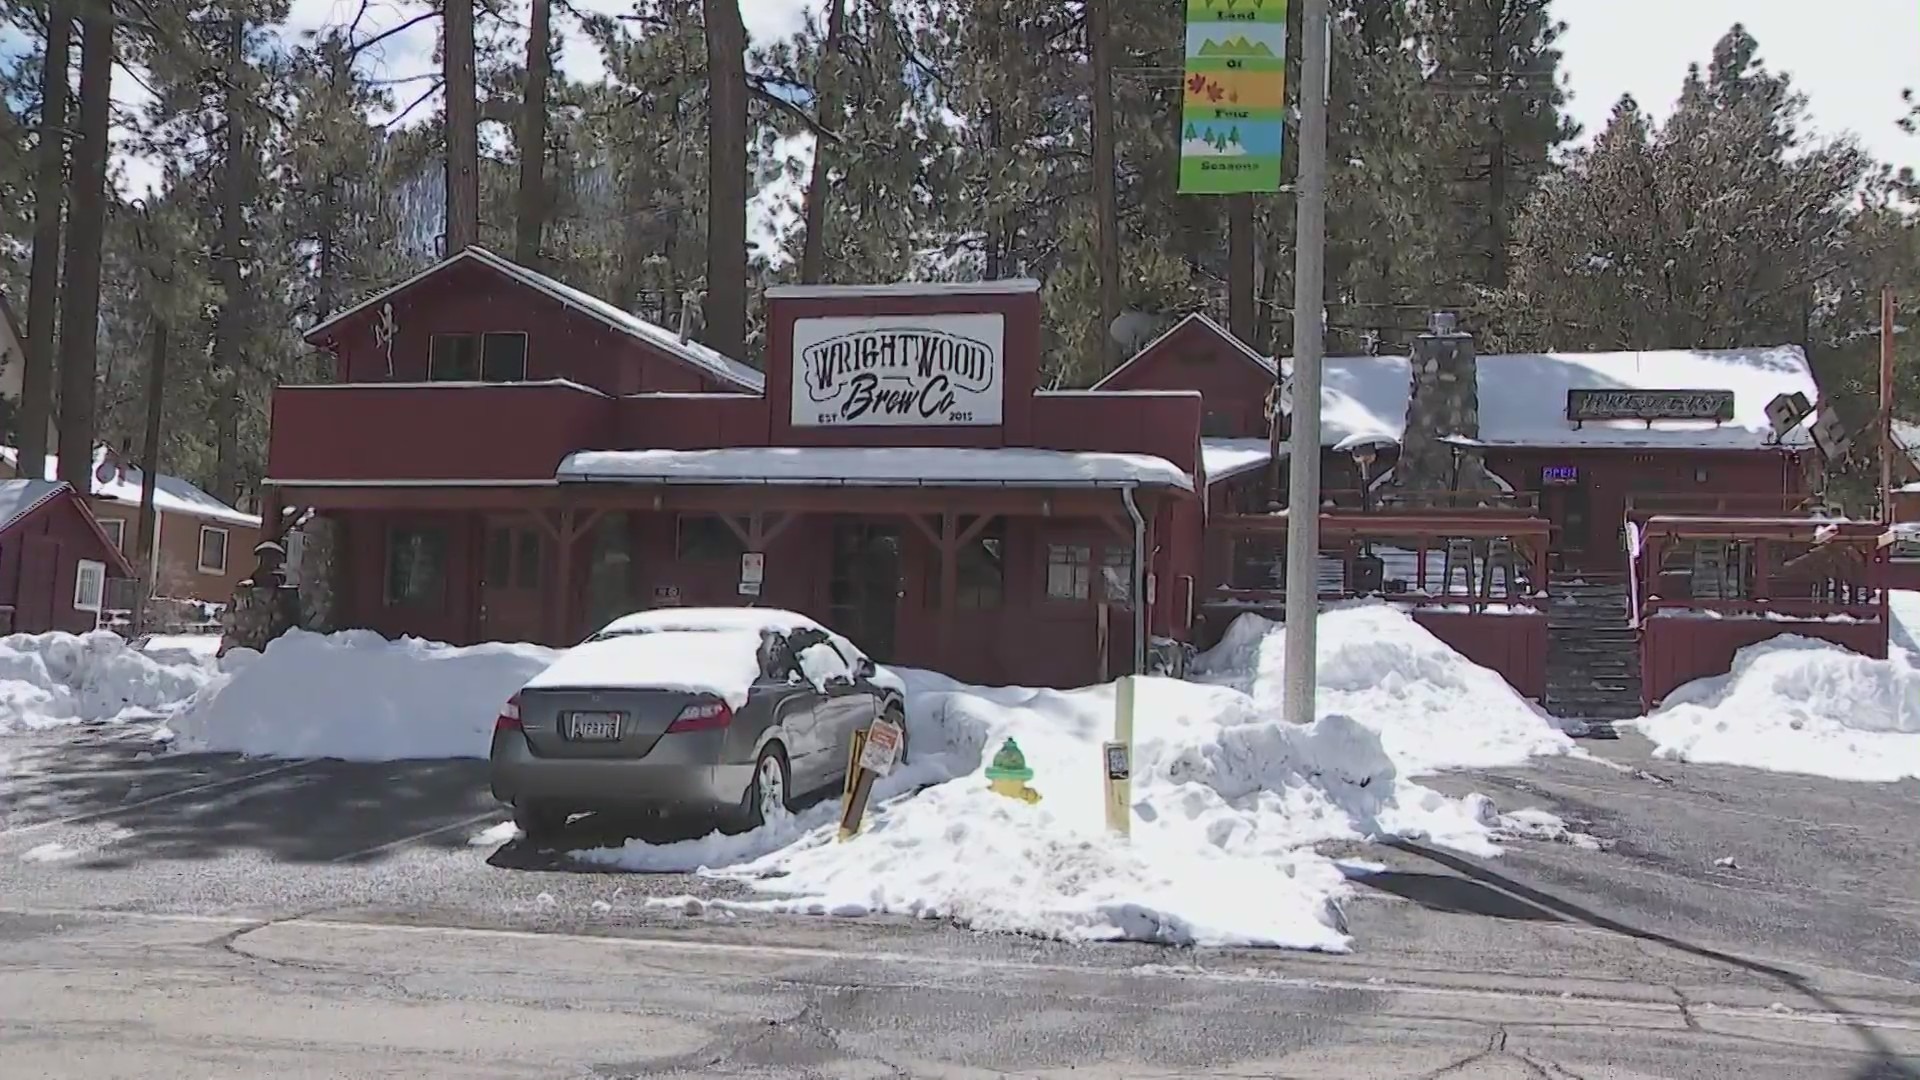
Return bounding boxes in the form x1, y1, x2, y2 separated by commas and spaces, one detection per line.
73, 559, 106, 612
1044, 543, 1092, 601
98, 517, 125, 551
198, 525, 230, 575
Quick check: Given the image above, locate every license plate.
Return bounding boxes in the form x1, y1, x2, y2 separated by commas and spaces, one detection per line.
566, 712, 622, 741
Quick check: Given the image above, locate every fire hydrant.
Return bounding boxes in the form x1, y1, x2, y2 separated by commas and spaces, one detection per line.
984, 738, 1042, 804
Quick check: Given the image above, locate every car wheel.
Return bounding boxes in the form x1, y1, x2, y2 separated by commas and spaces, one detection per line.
742, 744, 793, 830
514, 802, 569, 843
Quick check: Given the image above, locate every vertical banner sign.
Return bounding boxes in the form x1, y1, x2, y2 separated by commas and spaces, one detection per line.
1178, 0, 1288, 194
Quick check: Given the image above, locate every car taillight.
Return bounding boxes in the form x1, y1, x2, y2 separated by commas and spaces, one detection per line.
667, 699, 732, 733
495, 694, 523, 732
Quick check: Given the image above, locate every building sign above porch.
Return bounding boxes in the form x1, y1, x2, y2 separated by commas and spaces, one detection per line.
1565, 389, 1734, 424
792, 313, 1004, 427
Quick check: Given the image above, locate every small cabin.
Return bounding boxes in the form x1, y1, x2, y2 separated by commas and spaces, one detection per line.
0, 480, 135, 634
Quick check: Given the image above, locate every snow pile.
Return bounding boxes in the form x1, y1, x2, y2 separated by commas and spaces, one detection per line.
0, 630, 218, 734
1633, 634, 1920, 782
1193, 603, 1576, 774
168, 629, 557, 761
585, 607, 1577, 949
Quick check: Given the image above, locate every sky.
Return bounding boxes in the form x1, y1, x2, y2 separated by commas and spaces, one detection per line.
3, 0, 1916, 194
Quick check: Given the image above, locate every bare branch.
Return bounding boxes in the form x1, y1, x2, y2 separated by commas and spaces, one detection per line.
380, 79, 444, 129
748, 80, 843, 146
348, 10, 439, 58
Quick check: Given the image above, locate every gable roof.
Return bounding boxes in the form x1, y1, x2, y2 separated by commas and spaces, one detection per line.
0, 446, 261, 527
1092, 312, 1275, 390
304, 247, 766, 394
1268, 346, 1821, 452
0, 479, 138, 576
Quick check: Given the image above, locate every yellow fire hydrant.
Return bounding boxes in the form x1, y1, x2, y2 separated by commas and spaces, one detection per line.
984, 737, 1042, 804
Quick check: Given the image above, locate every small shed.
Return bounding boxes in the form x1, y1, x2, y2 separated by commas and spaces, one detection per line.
0, 479, 136, 634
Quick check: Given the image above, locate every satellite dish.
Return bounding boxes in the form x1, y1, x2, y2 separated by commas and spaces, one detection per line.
94, 459, 116, 486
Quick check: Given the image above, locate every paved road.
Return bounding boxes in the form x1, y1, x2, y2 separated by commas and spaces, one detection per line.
2, 723, 1918, 1077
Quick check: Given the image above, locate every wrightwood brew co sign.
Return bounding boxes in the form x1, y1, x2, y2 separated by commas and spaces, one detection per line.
791, 313, 1005, 427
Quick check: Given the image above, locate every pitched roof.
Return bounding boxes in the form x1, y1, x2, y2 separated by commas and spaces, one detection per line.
0, 446, 261, 527
1271, 346, 1820, 452
304, 247, 766, 394
0, 478, 138, 576
0, 478, 66, 532
1091, 312, 1274, 390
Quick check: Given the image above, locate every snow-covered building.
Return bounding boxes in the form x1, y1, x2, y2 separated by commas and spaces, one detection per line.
0, 478, 134, 633
260, 251, 1892, 703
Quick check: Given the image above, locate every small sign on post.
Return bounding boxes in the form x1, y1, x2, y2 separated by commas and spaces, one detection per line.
738, 552, 765, 597
1105, 676, 1135, 837
838, 717, 902, 840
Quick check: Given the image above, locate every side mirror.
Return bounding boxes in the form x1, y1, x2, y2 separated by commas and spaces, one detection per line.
856, 657, 877, 679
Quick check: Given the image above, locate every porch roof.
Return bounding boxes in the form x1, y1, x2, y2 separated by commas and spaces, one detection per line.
1200, 437, 1274, 487
556, 446, 1194, 492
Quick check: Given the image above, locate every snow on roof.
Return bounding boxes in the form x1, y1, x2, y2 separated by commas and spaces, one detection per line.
1201, 438, 1275, 487
764, 279, 1042, 300
557, 446, 1195, 491
1894, 420, 1920, 469
0, 447, 260, 527
305, 248, 766, 394
0, 290, 22, 353
1269, 346, 1819, 451
0, 479, 67, 532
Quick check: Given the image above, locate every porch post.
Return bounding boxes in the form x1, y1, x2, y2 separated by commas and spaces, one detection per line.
939, 512, 959, 664
552, 509, 576, 645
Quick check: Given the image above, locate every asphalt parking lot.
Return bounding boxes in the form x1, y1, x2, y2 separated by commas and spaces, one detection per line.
3, 722, 1919, 1077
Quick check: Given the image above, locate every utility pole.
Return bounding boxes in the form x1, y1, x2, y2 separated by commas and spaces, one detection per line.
1282, 0, 1331, 730
1882, 286, 1895, 524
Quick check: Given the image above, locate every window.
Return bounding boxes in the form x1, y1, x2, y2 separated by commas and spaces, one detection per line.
484, 525, 543, 589
1045, 543, 1092, 601
98, 517, 125, 551
929, 519, 1005, 609
428, 334, 479, 381
197, 526, 229, 575
429, 332, 528, 382
676, 515, 745, 561
385, 526, 448, 606
1101, 547, 1134, 605
482, 333, 529, 382
73, 559, 106, 612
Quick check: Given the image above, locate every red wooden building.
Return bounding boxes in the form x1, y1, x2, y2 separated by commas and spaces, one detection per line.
0, 479, 135, 634
264, 250, 1887, 704
268, 249, 1206, 687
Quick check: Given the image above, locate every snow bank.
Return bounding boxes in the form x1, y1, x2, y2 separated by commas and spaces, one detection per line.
0, 631, 217, 734
584, 608, 1575, 949
168, 629, 557, 761
1633, 635, 1920, 782
1192, 603, 1576, 774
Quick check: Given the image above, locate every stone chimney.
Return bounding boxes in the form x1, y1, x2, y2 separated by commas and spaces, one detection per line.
1387, 313, 1500, 501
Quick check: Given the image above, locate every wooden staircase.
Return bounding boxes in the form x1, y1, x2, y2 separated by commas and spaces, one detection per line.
1543, 574, 1641, 731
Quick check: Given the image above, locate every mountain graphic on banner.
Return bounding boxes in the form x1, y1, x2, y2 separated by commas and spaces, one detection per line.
1196, 37, 1277, 58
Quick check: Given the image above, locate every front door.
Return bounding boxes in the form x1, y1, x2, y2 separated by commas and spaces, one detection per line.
1541, 477, 1592, 567
18, 535, 57, 632
827, 521, 901, 661
479, 518, 547, 644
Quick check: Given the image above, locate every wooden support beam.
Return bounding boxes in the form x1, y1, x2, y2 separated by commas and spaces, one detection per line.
938, 512, 959, 664
551, 508, 577, 644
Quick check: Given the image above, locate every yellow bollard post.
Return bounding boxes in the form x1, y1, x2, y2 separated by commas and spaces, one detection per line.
1104, 675, 1133, 836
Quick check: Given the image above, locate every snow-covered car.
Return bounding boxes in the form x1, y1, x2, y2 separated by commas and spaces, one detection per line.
489, 607, 906, 839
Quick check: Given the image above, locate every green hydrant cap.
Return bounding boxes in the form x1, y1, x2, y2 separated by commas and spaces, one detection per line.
984, 737, 1034, 782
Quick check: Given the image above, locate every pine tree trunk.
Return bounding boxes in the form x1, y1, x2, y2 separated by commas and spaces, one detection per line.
20, 5, 69, 478
702, 0, 748, 362
211, 15, 248, 504
54, 0, 110, 492
133, 319, 166, 634
514, 0, 551, 268
1088, 0, 1120, 373
1228, 195, 1254, 344
443, 0, 480, 253
797, 0, 845, 285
